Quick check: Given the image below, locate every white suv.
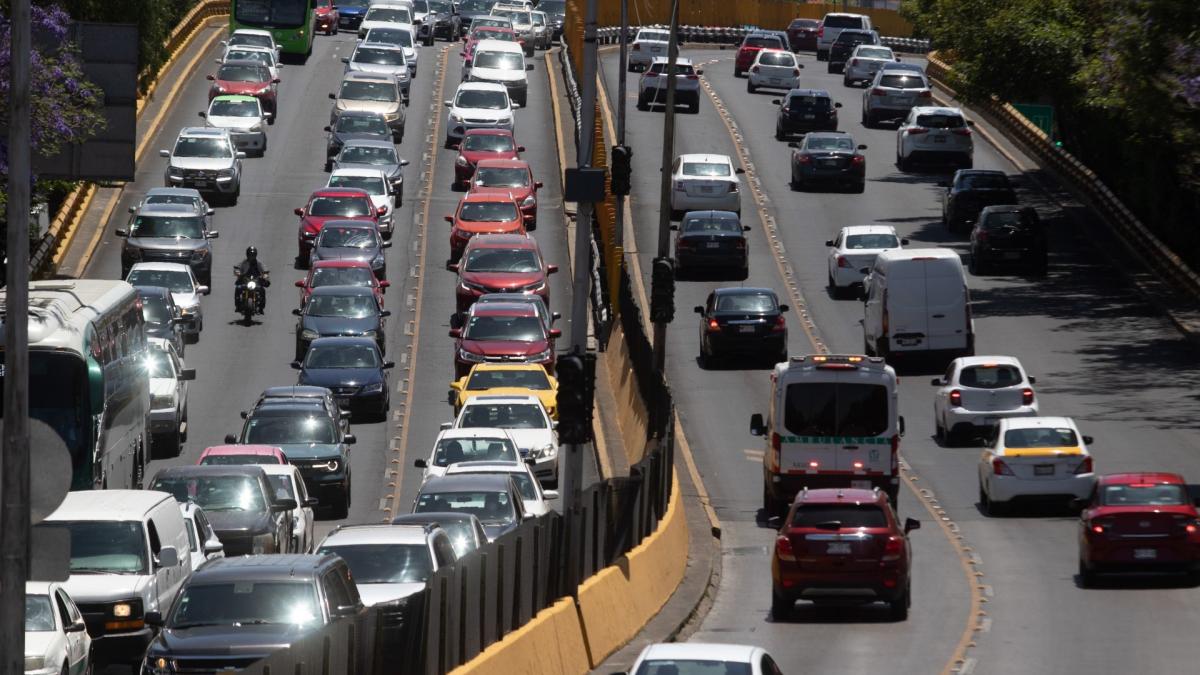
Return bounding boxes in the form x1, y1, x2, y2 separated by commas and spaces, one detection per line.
316, 524, 457, 606
863, 66, 932, 127
637, 56, 702, 113
445, 395, 559, 486
443, 81, 518, 147
160, 127, 245, 205
932, 356, 1039, 446
628, 28, 670, 71
896, 106, 974, 171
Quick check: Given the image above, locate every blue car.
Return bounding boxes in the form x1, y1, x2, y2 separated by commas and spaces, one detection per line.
292, 336, 394, 419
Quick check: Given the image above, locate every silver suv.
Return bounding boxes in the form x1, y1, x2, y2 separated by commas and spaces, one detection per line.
316, 523, 457, 606
117, 202, 219, 284
637, 56, 702, 114
862, 66, 932, 127
160, 127, 245, 205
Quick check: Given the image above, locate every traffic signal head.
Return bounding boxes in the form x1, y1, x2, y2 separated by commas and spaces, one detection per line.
555, 352, 595, 445
650, 257, 675, 323
610, 144, 632, 196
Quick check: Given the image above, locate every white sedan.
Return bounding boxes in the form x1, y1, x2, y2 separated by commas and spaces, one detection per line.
447, 395, 559, 486
179, 501, 225, 570
443, 81, 518, 146
445, 459, 559, 516
262, 463, 319, 553
627, 643, 782, 675
669, 153, 745, 219
932, 356, 1039, 446
977, 416, 1096, 516
628, 28, 670, 71
24, 582, 91, 675
146, 337, 195, 458
825, 224, 905, 297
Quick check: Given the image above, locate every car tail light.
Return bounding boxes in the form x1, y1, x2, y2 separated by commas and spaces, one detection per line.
817, 25, 824, 38
918, 89, 933, 98
775, 534, 797, 562
771, 432, 782, 467
729, 182, 739, 192
734, 238, 746, 249
792, 68, 800, 76
751, 66, 760, 73
674, 181, 685, 190
1089, 520, 1110, 535
850, 58, 858, 66
771, 314, 786, 333
975, 230, 988, 242
881, 536, 903, 562
992, 458, 1015, 476
837, 255, 851, 268
686, 74, 698, 80
796, 154, 812, 164
808, 460, 820, 469
676, 239, 691, 250
949, 389, 962, 407
907, 127, 929, 135
1073, 456, 1093, 475
952, 128, 973, 136
870, 88, 886, 96
851, 155, 865, 166
1186, 519, 1200, 535
1022, 388, 1035, 405
706, 318, 721, 333
632, 43, 640, 51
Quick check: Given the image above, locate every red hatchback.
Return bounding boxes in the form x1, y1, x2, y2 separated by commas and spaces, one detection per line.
468, 159, 542, 229
207, 60, 280, 115
315, 0, 339, 34
771, 487, 919, 621
294, 188, 384, 265
295, 259, 389, 307
454, 129, 523, 188
786, 18, 820, 52
450, 301, 560, 378
1078, 472, 1200, 585
447, 233, 557, 313
445, 192, 527, 260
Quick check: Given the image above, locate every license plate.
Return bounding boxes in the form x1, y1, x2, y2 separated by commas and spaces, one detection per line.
1034, 464, 1055, 476
803, 114, 815, 120
850, 480, 872, 488
706, 242, 720, 249
1003, 252, 1021, 259
1134, 548, 1158, 560
897, 337, 921, 346
769, 78, 782, 85
933, 136, 948, 144
700, 186, 713, 193
738, 325, 755, 333
826, 543, 852, 555
822, 159, 839, 167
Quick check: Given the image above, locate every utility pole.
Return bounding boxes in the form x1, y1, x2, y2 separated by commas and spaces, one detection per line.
2, 0, 34, 669
651, 0, 680, 375
614, 0, 628, 249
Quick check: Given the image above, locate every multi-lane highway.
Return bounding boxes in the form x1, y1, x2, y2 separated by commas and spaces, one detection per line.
603, 47, 1200, 673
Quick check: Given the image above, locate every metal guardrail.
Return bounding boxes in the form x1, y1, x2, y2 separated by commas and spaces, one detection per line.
595, 24, 930, 52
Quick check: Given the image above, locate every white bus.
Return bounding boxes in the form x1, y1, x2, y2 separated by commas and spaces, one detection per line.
750, 354, 904, 515
0, 280, 150, 490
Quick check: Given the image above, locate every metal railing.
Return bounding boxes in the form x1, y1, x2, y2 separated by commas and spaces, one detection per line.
594, 25, 930, 52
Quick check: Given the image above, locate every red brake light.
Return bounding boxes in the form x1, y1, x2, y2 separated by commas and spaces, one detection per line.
797, 155, 812, 164
952, 128, 973, 136
817, 26, 824, 38
706, 318, 721, 333
851, 155, 865, 166
836, 255, 852, 268
775, 534, 797, 562
686, 74, 698, 80
1074, 456, 1093, 475
751, 66, 760, 73
792, 68, 800, 76
918, 89, 933, 98
1091, 523, 1106, 534
1022, 388, 1034, 405
1187, 523, 1198, 535
949, 389, 962, 407
992, 458, 1014, 476
632, 43, 640, 51
850, 58, 858, 66
881, 536, 903, 562
907, 127, 929, 135
771, 314, 786, 332
771, 432, 782, 466
870, 88, 886, 96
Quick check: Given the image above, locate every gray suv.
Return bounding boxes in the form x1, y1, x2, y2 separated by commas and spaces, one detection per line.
117, 202, 219, 284
160, 127, 245, 205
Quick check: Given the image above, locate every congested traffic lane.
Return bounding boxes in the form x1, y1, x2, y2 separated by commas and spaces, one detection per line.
606, 45, 1200, 673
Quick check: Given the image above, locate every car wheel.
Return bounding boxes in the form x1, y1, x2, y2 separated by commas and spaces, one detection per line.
888, 584, 911, 621
817, 50, 828, 61
747, 80, 756, 93
828, 271, 841, 298
853, 180, 865, 193
1078, 558, 1095, 588
827, 61, 836, 74
771, 589, 793, 621
843, 75, 852, 87
687, 100, 699, 115
733, 67, 743, 77
636, 93, 649, 111
775, 126, 785, 141
935, 418, 945, 443
897, 153, 910, 172
981, 484, 1006, 516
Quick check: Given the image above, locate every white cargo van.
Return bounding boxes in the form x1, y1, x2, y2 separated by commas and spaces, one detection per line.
37, 490, 192, 668
861, 248, 974, 360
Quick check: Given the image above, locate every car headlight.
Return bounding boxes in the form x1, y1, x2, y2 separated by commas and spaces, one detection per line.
301, 329, 319, 340
151, 393, 176, 409
316, 459, 340, 472
455, 156, 468, 167
217, 168, 234, 178
521, 195, 536, 207
371, 255, 385, 268
458, 348, 487, 363
249, 122, 263, 132
362, 382, 384, 393
385, 111, 400, 122
125, 246, 142, 260
251, 532, 275, 554
529, 444, 557, 460
25, 656, 46, 671
144, 657, 174, 675
459, 279, 488, 292
450, 112, 463, 122
521, 281, 546, 292
191, 248, 209, 261
528, 348, 552, 361
362, 329, 379, 338
168, 169, 183, 180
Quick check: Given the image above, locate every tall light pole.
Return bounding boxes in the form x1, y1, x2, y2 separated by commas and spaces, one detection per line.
651, 0, 680, 375
614, 0, 628, 249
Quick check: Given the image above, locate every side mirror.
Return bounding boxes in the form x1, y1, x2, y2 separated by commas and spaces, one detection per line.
1083, 435, 1094, 445
552, 311, 562, 321
197, 285, 211, 296
444, 100, 452, 107
445, 262, 459, 272
144, 612, 164, 628
205, 231, 220, 239
344, 433, 357, 445
440, 422, 453, 431
1028, 376, 1037, 384
383, 361, 396, 369
771, 99, 781, 105
735, 167, 746, 174
179, 368, 197, 381
159, 149, 171, 158
303, 497, 319, 508
129, 206, 137, 213
198, 111, 207, 119
834, 102, 843, 108
1069, 497, 1089, 511
797, 64, 805, 69
414, 458, 428, 468
273, 498, 298, 511
930, 378, 944, 386
115, 229, 129, 237
511, 103, 521, 109
858, 267, 871, 275
236, 151, 247, 159
904, 518, 921, 533
377, 205, 388, 216
542, 489, 559, 500
549, 328, 562, 338
857, 144, 868, 150
206, 207, 215, 216
157, 546, 180, 568
224, 433, 238, 444
380, 309, 392, 317
400, 159, 410, 166
323, 125, 332, 132
335, 603, 360, 617
295, 279, 305, 287
205, 74, 215, 81
697, 69, 704, 75
750, 413, 766, 436
294, 207, 305, 216
292, 308, 302, 316
778, 304, 789, 312
240, 411, 249, 419
824, 239, 833, 247
65, 619, 88, 633
444, 215, 455, 223
546, 264, 559, 274
966, 120, 976, 126
290, 361, 302, 369
900, 238, 909, 246
787, 141, 800, 148
341, 57, 350, 63
449, 328, 462, 338
669, 224, 679, 231
328, 92, 337, 99
535, 181, 544, 189
525, 64, 534, 71
380, 280, 391, 289
693, 305, 704, 314
263, 112, 273, 119
517, 145, 527, 152
898, 415, 906, 436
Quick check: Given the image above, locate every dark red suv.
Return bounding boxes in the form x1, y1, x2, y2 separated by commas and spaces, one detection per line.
449, 301, 559, 378
771, 487, 919, 621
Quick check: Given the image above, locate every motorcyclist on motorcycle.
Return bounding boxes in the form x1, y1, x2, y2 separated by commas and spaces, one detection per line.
234, 246, 270, 313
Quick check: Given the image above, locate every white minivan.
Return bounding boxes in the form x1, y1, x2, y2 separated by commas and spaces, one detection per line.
38, 490, 193, 669
861, 248, 974, 360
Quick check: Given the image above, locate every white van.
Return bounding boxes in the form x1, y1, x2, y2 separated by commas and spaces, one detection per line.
464, 39, 530, 106
38, 490, 192, 668
861, 248, 974, 360
816, 12, 874, 61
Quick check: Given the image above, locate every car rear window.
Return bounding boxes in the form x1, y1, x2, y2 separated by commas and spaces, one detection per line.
916, 114, 967, 129
835, 31, 874, 45
786, 95, 830, 109
959, 364, 1023, 389
981, 211, 1038, 231
856, 47, 893, 60
789, 19, 818, 29
845, 234, 899, 249
878, 74, 926, 89
1099, 483, 1188, 506
823, 15, 865, 29
791, 504, 887, 528
647, 62, 695, 76
744, 36, 784, 49
960, 173, 1010, 189
682, 162, 731, 177
758, 51, 795, 66
635, 662, 751, 675
1003, 427, 1079, 448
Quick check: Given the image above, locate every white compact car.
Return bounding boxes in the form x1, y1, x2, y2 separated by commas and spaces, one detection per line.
328, 167, 398, 235
24, 582, 91, 675
443, 81, 518, 146
669, 153, 745, 218
200, 95, 269, 156
359, 3, 413, 38
932, 356, 1039, 446
825, 224, 905, 296
446, 395, 559, 486
414, 427, 522, 481
628, 27, 670, 70
146, 337, 195, 458
628, 643, 782, 675
316, 524, 457, 606
262, 463, 318, 554
896, 106, 974, 171
126, 262, 210, 340
178, 501, 225, 571
843, 44, 898, 86
746, 48, 802, 94
637, 56, 702, 113
977, 416, 1096, 515
445, 459, 559, 516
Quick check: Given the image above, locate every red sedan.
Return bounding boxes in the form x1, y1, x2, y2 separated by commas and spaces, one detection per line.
734, 33, 787, 77
450, 301, 560, 378
1078, 472, 1200, 585
468, 158, 542, 229
447, 233, 556, 313
315, 0, 340, 35
207, 60, 279, 115
786, 18, 820, 52
454, 129, 523, 188
295, 259, 389, 307
294, 188, 384, 265
445, 192, 527, 260
463, 26, 524, 62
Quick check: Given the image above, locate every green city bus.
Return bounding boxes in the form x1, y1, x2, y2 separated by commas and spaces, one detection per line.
0, 280, 150, 490
230, 0, 316, 59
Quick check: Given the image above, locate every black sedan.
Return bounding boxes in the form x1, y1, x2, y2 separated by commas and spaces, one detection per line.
773, 89, 841, 139
323, 110, 393, 172
292, 285, 390, 360
694, 287, 789, 367
788, 132, 867, 192
941, 169, 1017, 232
671, 210, 750, 278
293, 336, 394, 419
969, 205, 1048, 275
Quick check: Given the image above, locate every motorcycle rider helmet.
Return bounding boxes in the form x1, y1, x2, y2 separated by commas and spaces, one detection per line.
246, 246, 258, 261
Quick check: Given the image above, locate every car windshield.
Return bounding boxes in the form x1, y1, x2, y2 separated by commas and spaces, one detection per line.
539, 0, 565, 13
366, 28, 413, 48
805, 136, 855, 151
245, 415, 338, 444
336, 115, 390, 135
682, 162, 731, 177
959, 364, 1023, 389
217, 64, 268, 82
1003, 427, 1079, 448
916, 114, 966, 129
341, 80, 397, 102
129, 215, 204, 238
857, 47, 893, 59
472, 18, 511, 30
494, 10, 530, 24
170, 582, 321, 627
226, 50, 273, 66
744, 36, 782, 48
152, 474, 267, 513
210, 99, 260, 117
466, 368, 549, 390
25, 596, 55, 632
355, 46, 406, 66
960, 173, 1010, 189
203, 454, 283, 466
173, 137, 232, 158
140, 294, 172, 323
433, 437, 518, 465
791, 504, 888, 528
37, 520, 148, 574
340, 145, 397, 165
364, 7, 410, 22
635, 661, 751, 675
459, 403, 546, 429
682, 216, 741, 234
456, 89, 509, 109
127, 269, 194, 293
1099, 483, 1189, 506
305, 344, 380, 369
758, 51, 794, 66
638, 30, 668, 42
306, 294, 378, 318
143, 349, 176, 378
474, 167, 529, 187
714, 293, 776, 312
318, 226, 378, 249
464, 134, 515, 152
415, 490, 516, 526
464, 315, 544, 341
329, 175, 386, 195
783, 382, 889, 437
845, 234, 899, 249
311, 266, 375, 288
474, 52, 524, 70
318, 543, 432, 584
879, 74, 926, 89
460, 201, 518, 222
309, 196, 373, 216
464, 248, 540, 272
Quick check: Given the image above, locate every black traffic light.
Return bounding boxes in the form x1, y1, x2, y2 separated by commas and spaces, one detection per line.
556, 350, 596, 445
610, 144, 633, 196
650, 257, 675, 323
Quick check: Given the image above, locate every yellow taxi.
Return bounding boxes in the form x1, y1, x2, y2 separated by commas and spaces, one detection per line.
448, 363, 559, 419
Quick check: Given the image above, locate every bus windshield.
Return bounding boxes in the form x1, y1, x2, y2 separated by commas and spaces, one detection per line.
0, 352, 90, 488
783, 382, 889, 437
235, 0, 309, 28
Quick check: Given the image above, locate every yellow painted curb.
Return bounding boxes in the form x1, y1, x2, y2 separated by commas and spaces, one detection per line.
447, 598, 591, 675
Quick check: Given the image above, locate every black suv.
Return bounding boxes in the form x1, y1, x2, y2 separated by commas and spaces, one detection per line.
773, 89, 842, 139
970, 205, 1047, 275
141, 555, 365, 674
827, 29, 879, 74
941, 169, 1018, 232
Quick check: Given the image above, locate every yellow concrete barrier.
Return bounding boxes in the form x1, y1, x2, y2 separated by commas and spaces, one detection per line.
448, 597, 591, 675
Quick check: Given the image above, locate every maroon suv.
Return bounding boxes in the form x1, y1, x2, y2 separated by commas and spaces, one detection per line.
449, 301, 559, 378
771, 487, 919, 621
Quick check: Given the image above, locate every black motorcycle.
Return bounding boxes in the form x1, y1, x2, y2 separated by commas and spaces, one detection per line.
234, 267, 270, 323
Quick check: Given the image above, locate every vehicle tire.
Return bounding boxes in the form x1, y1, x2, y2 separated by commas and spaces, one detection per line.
775, 126, 785, 141
733, 67, 743, 77
1078, 559, 1095, 588
774, 348, 788, 365
875, 338, 890, 362
981, 484, 1005, 516
747, 80, 756, 93
897, 153, 911, 172
180, 408, 189, 443
853, 180, 865, 193
935, 418, 946, 443
687, 100, 699, 115
888, 584, 911, 621
1035, 257, 1049, 277
828, 272, 842, 298
445, 135, 455, 149
330, 490, 350, 519
324, 158, 332, 172
843, 75, 851, 87
817, 49, 828, 61
861, 108, 871, 128
827, 61, 836, 74
864, 335, 875, 356
771, 589, 793, 621
636, 93, 649, 111
740, 264, 750, 280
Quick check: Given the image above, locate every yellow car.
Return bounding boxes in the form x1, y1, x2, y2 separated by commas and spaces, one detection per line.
449, 363, 558, 419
